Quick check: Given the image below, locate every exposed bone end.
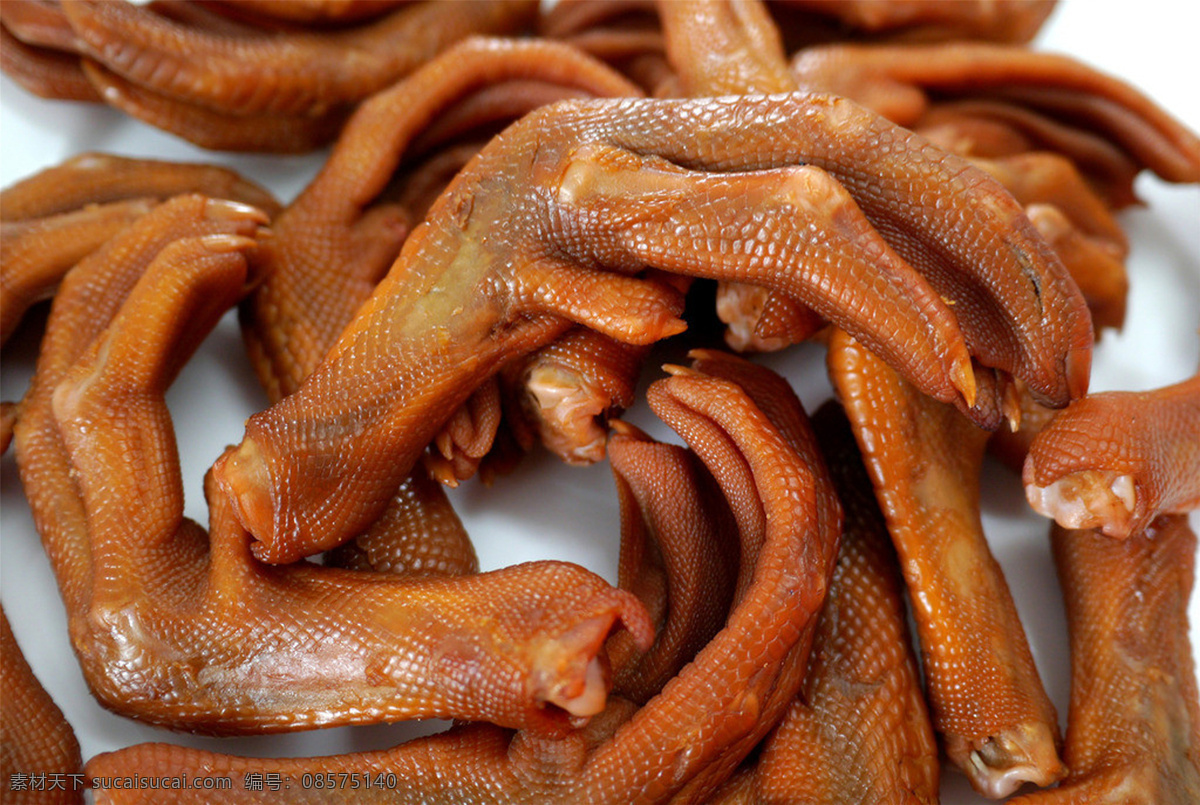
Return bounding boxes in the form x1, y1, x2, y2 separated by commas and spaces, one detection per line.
717, 282, 790, 353
546, 655, 609, 721
212, 439, 278, 556
1024, 469, 1138, 539
528, 615, 618, 722
948, 721, 1066, 799
524, 364, 608, 465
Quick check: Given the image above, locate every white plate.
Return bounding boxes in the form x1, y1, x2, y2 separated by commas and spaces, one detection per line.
2, 1, 1198, 801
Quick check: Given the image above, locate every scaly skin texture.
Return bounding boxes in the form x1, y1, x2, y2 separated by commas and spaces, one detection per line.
1, 198, 157, 345
1021, 203, 1128, 334
1010, 517, 1200, 804
14, 193, 650, 735
711, 400, 939, 804
0, 21, 98, 102
1, 606, 84, 805
84, 354, 842, 804
605, 416, 738, 703
59, 0, 536, 117
240, 35, 641, 403
0, 151, 280, 345
323, 467, 478, 578
914, 98, 1143, 209
789, 42, 1200, 185
659, 0, 826, 354
1024, 372, 1200, 539
237, 36, 640, 565
215, 89, 1091, 563
0, 0, 538, 151
76, 61, 351, 154
0, 151, 280, 222
827, 328, 1065, 798
957, 152, 1130, 335
774, 0, 1056, 43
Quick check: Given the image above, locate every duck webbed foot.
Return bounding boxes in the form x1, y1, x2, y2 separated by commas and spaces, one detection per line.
216, 90, 1091, 563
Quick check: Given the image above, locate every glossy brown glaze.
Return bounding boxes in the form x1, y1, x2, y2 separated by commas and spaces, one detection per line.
238, 36, 644, 478
0, 152, 278, 345
0, 0, 539, 151
775, 0, 1056, 43
1, 198, 156, 345
85, 354, 841, 804
1, 606, 84, 805
914, 98, 1142, 209
323, 468, 478, 578
789, 42, 1200, 185
1010, 516, 1200, 804
0, 21, 97, 102
59, 0, 536, 117
504, 323, 659, 465
0, 152, 280, 223
210, 0, 407, 25
1025, 372, 1200, 539
241, 36, 640, 402
827, 328, 1065, 797
605, 417, 738, 703
215, 89, 1090, 563
710, 401, 939, 804
659, 0, 824, 354
15, 193, 649, 735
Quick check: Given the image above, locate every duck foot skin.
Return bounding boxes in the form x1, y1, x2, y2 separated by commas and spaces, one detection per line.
1, 606, 84, 805
84, 353, 842, 804
1024, 373, 1200, 539
216, 89, 1091, 564
1010, 516, 1200, 805
827, 328, 1065, 798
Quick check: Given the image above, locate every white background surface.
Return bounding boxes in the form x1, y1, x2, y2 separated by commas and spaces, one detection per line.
2, 1, 1198, 801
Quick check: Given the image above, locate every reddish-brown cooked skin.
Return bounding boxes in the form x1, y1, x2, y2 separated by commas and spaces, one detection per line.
14, 193, 650, 735
827, 328, 1065, 798
658, 0, 825, 355
486, 7, 683, 466
1, 198, 157, 345
914, 98, 1143, 209
0, 151, 280, 222
1, 606, 84, 805
710, 400, 939, 804
774, 0, 1056, 43
969, 152, 1128, 253
0, 150, 283, 345
215, 89, 1091, 563
240, 36, 641, 403
503, 322, 658, 464
0, 22, 98, 102
210, 0, 407, 25
76, 61, 352, 154
58, 0, 537, 117
0, 0, 81, 52
1024, 372, 1200, 539
605, 418, 739, 702
789, 42, 1200, 184
323, 467, 478, 577
236, 35, 640, 551
84, 354, 841, 804
959, 152, 1130, 334
0, 1, 539, 152
1010, 517, 1200, 804
1022, 203, 1128, 333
